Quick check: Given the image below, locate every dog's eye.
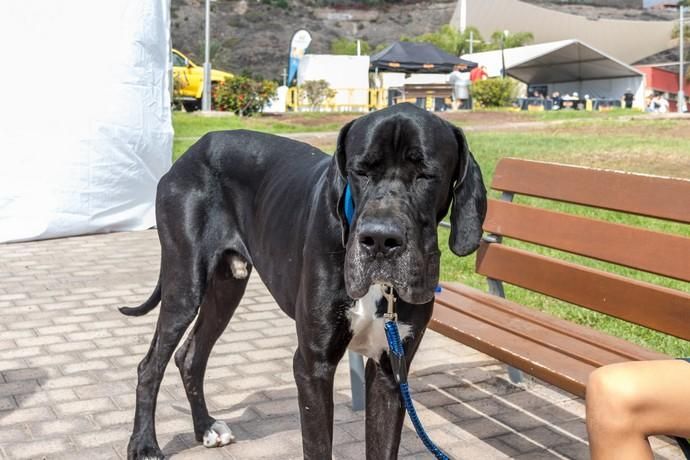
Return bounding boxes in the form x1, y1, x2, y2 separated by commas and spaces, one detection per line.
416, 173, 436, 181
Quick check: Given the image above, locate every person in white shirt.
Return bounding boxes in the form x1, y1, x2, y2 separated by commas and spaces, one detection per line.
447, 65, 469, 111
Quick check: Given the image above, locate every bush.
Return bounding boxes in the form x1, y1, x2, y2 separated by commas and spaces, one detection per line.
301, 80, 336, 110
213, 76, 277, 116
471, 78, 516, 107
330, 37, 371, 55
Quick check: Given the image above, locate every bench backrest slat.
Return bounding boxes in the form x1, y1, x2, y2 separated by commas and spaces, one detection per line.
476, 242, 690, 341
484, 199, 690, 283
492, 158, 690, 224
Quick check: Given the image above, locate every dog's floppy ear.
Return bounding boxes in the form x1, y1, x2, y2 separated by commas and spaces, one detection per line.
449, 126, 487, 257
334, 120, 355, 246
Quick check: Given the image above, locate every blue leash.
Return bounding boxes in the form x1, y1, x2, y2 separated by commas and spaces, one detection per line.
382, 287, 450, 460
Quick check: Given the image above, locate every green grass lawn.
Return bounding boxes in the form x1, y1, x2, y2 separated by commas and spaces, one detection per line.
172, 110, 690, 356
173, 111, 358, 160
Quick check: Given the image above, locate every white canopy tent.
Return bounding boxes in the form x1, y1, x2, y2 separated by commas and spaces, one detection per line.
462, 40, 646, 108
0, 0, 173, 243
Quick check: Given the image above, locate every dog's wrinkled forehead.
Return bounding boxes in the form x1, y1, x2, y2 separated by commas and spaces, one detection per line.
345, 108, 457, 171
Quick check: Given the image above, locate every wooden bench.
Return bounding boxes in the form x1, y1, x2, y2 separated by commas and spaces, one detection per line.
432, 157, 690, 398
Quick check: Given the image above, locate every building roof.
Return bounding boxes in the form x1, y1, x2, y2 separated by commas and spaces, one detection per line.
462, 39, 644, 84
370, 41, 477, 73
633, 46, 685, 72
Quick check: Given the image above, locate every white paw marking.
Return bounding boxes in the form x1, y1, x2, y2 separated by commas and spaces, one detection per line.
347, 284, 413, 362
203, 420, 235, 448
229, 255, 248, 279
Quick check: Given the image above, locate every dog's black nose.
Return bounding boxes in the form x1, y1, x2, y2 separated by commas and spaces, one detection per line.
358, 222, 405, 258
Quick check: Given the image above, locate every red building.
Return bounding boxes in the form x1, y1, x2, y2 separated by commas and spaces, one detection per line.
636, 65, 690, 111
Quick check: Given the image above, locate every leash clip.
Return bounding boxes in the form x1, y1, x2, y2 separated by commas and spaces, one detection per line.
381, 283, 396, 321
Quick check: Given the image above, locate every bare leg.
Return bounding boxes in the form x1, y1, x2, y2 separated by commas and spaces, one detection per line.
586, 360, 690, 460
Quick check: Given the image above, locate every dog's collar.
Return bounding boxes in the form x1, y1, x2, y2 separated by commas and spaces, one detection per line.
344, 182, 355, 226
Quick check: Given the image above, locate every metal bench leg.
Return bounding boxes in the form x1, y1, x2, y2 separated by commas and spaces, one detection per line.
348, 351, 366, 411
487, 277, 524, 384
507, 366, 524, 384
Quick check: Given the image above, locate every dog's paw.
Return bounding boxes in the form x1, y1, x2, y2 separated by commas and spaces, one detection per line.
127, 440, 164, 460
203, 420, 235, 448
229, 255, 249, 279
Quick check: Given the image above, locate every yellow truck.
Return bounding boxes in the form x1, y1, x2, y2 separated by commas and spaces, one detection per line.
172, 49, 233, 111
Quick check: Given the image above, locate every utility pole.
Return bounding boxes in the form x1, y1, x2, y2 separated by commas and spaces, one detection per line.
460, 0, 467, 33
500, 30, 509, 79
202, 0, 212, 112
679, 3, 686, 113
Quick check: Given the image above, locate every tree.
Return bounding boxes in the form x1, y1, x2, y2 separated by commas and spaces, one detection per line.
301, 80, 336, 110
330, 37, 371, 55
402, 25, 533, 56
402, 24, 466, 55
486, 31, 534, 51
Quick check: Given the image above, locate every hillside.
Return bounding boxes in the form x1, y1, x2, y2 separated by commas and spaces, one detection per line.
171, 0, 457, 80
171, 0, 678, 80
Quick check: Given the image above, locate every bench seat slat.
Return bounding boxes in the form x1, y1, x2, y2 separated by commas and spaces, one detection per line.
438, 283, 666, 364
476, 242, 690, 341
484, 199, 690, 283
432, 283, 668, 398
492, 158, 690, 224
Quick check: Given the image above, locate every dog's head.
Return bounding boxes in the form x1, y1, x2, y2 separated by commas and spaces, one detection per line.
334, 103, 487, 304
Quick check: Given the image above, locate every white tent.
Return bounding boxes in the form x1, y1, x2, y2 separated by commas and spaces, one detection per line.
463, 40, 646, 108
0, 0, 173, 243
297, 55, 370, 111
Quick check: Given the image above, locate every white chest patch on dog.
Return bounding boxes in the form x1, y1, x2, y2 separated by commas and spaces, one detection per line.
347, 284, 413, 362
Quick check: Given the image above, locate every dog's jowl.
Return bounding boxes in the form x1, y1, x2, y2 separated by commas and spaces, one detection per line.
121, 103, 487, 460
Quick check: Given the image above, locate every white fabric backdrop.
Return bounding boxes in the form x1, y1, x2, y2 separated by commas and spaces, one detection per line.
0, 0, 173, 243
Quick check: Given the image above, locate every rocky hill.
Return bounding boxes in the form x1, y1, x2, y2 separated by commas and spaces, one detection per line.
171, 0, 677, 81
171, 0, 457, 80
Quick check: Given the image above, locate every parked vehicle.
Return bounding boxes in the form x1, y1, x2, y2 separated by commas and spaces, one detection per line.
172, 49, 233, 111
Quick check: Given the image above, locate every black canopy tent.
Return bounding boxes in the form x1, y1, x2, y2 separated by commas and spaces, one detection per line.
370, 42, 477, 73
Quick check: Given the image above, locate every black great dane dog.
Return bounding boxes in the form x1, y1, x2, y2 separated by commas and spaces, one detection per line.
121, 103, 487, 459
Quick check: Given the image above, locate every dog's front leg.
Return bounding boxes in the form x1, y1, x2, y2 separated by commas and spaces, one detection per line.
364, 355, 406, 460
365, 305, 431, 460
291, 290, 351, 459
293, 344, 342, 459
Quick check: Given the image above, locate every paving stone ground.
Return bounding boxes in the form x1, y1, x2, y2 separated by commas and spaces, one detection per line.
0, 230, 683, 459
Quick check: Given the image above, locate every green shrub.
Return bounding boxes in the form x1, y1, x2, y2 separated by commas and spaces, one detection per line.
330, 37, 371, 55
301, 80, 336, 110
471, 78, 516, 107
213, 76, 277, 116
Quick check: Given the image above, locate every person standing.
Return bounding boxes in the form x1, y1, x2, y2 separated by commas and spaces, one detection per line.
623, 88, 634, 109
470, 65, 488, 83
448, 65, 468, 111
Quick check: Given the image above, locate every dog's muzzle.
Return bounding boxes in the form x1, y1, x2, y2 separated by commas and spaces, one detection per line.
345, 218, 439, 305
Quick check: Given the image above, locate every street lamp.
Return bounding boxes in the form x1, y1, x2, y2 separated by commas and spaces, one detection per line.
500, 30, 509, 79
679, 1, 687, 113
202, 0, 212, 112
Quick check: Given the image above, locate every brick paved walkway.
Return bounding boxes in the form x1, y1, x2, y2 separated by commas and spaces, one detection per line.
0, 230, 683, 459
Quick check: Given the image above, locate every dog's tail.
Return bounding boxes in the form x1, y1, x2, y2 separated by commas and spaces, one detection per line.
119, 281, 161, 316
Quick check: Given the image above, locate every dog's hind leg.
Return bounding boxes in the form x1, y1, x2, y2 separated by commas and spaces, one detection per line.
175, 251, 250, 447
127, 259, 206, 460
